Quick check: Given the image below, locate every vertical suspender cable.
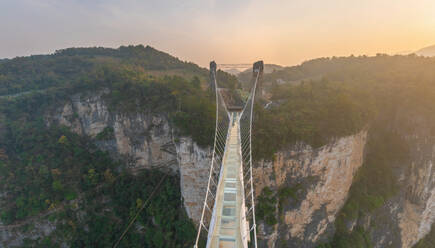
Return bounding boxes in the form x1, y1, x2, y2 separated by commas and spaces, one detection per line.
194, 70, 219, 248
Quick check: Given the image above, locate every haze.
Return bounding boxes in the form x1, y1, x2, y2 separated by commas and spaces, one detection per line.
1, 0, 435, 66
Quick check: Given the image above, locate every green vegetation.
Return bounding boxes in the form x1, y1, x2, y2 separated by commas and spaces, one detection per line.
256, 184, 302, 226
255, 54, 435, 246
95, 127, 115, 140
316, 227, 372, 248
256, 187, 277, 225
0, 46, 220, 147
277, 184, 302, 213
0, 46, 221, 247
336, 122, 409, 222
216, 69, 239, 89
0, 95, 195, 247
255, 54, 435, 161
253, 79, 373, 159
254, 54, 435, 159
98, 70, 215, 147
0, 116, 195, 246
325, 125, 406, 247
0, 45, 208, 96
3, 47, 435, 246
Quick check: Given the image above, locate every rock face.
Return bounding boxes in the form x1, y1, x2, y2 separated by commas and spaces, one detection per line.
45, 90, 210, 223
254, 131, 367, 247
396, 125, 435, 248
355, 112, 435, 248
46, 90, 180, 173
176, 137, 211, 224
0, 219, 57, 247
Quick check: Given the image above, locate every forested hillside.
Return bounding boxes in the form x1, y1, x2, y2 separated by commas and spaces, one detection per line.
1, 47, 435, 247
254, 54, 435, 157
0, 45, 208, 96
252, 54, 435, 247
0, 45, 223, 247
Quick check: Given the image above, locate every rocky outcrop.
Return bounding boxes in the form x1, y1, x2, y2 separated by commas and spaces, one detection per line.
0, 219, 57, 247
46, 90, 180, 173
397, 132, 435, 248
358, 112, 435, 248
45, 90, 210, 223
176, 137, 210, 224
254, 131, 367, 247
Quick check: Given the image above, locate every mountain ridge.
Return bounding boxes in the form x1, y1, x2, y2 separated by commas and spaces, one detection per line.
415, 44, 435, 57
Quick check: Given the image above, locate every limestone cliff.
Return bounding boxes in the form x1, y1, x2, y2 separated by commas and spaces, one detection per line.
0, 218, 57, 247
45, 90, 210, 223
176, 137, 210, 224
46, 90, 179, 173
254, 131, 367, 247
346, 111, 435, 248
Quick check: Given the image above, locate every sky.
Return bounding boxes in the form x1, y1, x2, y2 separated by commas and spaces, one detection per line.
1, 0, 435, 67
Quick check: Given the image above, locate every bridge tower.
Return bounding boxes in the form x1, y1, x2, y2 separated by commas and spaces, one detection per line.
209, 61, 217, 92
252, 61, 264, 98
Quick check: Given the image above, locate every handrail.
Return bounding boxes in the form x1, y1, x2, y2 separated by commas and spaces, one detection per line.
194, 61, 261, 248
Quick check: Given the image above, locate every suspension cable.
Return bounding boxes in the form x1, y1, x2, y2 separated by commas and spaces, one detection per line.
113, 173, 168, 248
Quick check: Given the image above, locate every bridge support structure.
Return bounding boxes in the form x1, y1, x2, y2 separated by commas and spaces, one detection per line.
194, 61, 263, 248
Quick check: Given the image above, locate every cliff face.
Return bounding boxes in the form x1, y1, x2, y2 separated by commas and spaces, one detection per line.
352, 111, 435, 248
252, 109, 435, 248
0, 219, 57, 247
395, 113, 435, 248
46, 90, 180, 173
254, 131, 367, 247
29, 91, 434, 247
176, 137, 210, 224
45, 90, 210, 224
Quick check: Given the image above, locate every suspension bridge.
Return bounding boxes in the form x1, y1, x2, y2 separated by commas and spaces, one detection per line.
194, 61, 264, 248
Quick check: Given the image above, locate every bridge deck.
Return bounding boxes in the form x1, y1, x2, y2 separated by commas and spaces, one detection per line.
209, 112, 245, 248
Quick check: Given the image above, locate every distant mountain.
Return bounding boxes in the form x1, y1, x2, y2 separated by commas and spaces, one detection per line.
222, 68, 242, 75
415, 44, 435, 57
0, 45, 214, 96
394, 50, 413, 55
240, 64, 284, 74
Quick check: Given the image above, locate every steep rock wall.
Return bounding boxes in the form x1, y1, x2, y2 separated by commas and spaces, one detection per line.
176, 137, 210, 224
254, 131, 367, 247
0, 219, 57, 247
45, 91, 210, 223
46, 90, 179, 172
358, 112, 435, 248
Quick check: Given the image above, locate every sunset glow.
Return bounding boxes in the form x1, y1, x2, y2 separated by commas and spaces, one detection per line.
1, 0, 435, 66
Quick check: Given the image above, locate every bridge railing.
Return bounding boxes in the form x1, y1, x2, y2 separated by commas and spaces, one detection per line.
194, 68, 231, 248
238, 64, 261, 248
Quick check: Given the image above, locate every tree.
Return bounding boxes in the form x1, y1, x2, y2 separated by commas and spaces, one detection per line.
58, 135, 68, 144
52, 180, 63, 192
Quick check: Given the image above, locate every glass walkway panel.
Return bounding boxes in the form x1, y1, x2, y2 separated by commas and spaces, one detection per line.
208, 113, 244, 248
